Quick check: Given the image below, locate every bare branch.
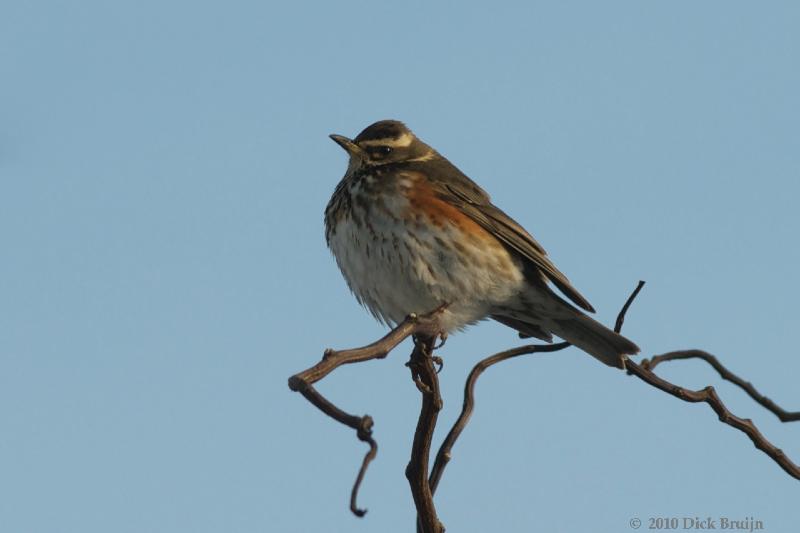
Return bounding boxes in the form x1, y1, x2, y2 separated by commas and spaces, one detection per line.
614, 280, 645, 333
617, 285, 800, 481
429, 282, 646, 494
431, 278, 800, 502
289, 311, 443, 388
625, 359, 800, 480
287, 309, 445, 517
643, 350, 800, 422
406, 337, 445, 533
429, 341, 570, 495
291, 278, 800, 531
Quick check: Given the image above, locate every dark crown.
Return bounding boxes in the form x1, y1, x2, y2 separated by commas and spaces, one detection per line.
354, 120, 411, 143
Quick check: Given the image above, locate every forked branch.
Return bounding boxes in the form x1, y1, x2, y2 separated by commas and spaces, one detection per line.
287, 310, 445, 518
626, 356, 800, 479
429, 280, 800, 496
290, 280, 799, 532
643, 350, 800, 422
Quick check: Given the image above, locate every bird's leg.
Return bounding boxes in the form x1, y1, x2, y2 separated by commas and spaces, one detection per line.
407, 304, 449, 341
404, 304, 449, 392
431, 356, 444, 374
430, 331, 447, 373
433, 331, 448, 350
408, 335, 436, 394
413, 304, 448, 369
408, 367, 432, 394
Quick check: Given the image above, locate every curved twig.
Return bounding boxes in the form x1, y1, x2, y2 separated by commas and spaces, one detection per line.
615, 280, 645, 333
429, 341, 570, 494
350, 419, 378, 516
429, 282, 645, 494
432, 278, 800, 499
619, 287, 800, 480
625, 360, 800, 480
293, 277, 800, 530
288, 309, 444, 516
289, 311, 443, 388
643, 350, 800, 422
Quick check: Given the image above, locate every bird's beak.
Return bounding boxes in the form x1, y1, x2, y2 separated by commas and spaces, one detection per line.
329, 134, 363, 157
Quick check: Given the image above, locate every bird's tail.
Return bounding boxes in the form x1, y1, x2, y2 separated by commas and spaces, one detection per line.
494, 288, 640, 368
546, 311, 639, 368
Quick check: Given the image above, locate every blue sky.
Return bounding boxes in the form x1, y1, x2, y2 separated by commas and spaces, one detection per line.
2, 1, 798, 532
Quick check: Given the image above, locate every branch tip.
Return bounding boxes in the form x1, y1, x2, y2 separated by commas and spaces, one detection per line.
287, 375, 305, 392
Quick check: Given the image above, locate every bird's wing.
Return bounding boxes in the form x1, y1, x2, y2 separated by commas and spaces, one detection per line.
426, 163, 596, 313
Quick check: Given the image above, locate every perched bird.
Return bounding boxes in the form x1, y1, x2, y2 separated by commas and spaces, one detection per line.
325, 120, 639, 368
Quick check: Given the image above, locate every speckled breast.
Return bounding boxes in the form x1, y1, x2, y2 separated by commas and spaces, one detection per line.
325, 167, 525, 330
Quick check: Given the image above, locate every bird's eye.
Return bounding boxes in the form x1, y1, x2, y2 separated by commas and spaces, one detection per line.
379, 146, 393, 155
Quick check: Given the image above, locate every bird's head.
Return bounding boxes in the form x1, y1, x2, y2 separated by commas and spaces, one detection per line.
330, 120, 434, 167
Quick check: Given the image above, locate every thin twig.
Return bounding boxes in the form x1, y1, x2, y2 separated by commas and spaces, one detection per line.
614, 280, 645, 334
288, 309, 444, 516
289, 382, 378, 515
289, 311, 442, 388
293, 277, 800, 529
643, 350, 800, 422
429, 342, 570, 495
625, 360, 800, 480
432, 278, 800, 500
429, 282, 647, 494
618, 286, 800, 480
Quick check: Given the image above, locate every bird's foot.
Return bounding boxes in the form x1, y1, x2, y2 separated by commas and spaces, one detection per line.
433, 331, 448, 349
405, 360, 433, 394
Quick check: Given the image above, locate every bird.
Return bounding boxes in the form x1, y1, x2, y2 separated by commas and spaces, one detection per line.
324, 120, 639, 368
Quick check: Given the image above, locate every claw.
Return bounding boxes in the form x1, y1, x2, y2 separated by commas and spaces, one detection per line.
432, 355, 444, 374
413, 375, 432, 394
433, 332, 448, 349
406, 361, 433, 394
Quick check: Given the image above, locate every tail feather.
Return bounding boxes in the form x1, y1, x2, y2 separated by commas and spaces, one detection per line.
547, 313, 639, 368
491, 314, 553, 342
494, 298, 640, 368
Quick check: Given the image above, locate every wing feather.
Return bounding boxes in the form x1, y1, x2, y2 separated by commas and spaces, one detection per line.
416, 159, 596, 313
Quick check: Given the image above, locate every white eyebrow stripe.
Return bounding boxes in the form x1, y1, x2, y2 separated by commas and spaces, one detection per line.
405, 150, 436, 162
359, 132, 415, 148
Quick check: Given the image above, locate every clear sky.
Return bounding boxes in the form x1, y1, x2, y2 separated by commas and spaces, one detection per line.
2, 1, 799, 532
